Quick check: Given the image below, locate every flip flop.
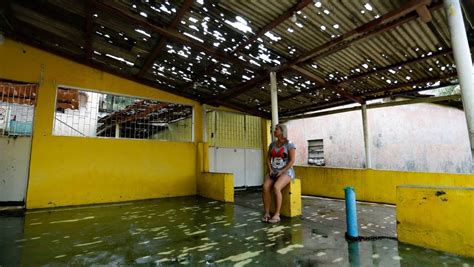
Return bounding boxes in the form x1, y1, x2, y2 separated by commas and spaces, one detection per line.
268, 216, 280, 224
261, 215, 271, 222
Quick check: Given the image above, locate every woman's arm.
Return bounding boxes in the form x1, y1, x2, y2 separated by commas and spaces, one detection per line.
267, 149, 273, 174
277, 148, 296, 177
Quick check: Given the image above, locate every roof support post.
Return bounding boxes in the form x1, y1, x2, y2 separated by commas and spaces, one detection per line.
270, 72, 279, 142
444, 0, 474, 163
361, 103, 372, 169
115, 122, 120, 138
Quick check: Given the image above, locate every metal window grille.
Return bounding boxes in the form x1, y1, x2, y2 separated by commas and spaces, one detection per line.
0, 82, 37, 136
308, 139, 325, 166
53, 86, 193, 141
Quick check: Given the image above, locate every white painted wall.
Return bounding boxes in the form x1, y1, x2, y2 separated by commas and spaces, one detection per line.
286, 102, 473, 173
0, 136, 31, 202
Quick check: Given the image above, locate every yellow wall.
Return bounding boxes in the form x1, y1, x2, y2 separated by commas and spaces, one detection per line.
197, 172, 234, 202
0, 39, 203, 209
397, 185, 474, 258
206, 110, 262, 149
295, 166, 474, 204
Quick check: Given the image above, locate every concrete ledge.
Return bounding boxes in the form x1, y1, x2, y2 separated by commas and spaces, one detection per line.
271, 179, 302, 217
396, 185, 474, 258
295, 166, 474, 204
197, 172, 234, 203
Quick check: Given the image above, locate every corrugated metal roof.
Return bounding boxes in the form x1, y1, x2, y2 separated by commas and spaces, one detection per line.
1, 0, 468, 118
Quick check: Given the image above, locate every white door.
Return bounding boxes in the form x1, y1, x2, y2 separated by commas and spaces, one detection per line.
0, 83, 36, 203
0, 137, 32, 202
245, 149, 264, 186
207, 111, 264, 187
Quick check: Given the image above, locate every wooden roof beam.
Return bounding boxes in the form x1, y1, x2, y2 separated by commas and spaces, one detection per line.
189, 0, 313, 99
137, 0, 193, 78
259, 49, 453, 108
341, 48, 454, 85
282, 73, 458, 116
416, 4, 432, 23
233, 0, 313, 54
290, 65, 363, 103
93, 1, 248, 69
213, 1, 442, 100
84, 0, 94, 61
296, 0, 433, 64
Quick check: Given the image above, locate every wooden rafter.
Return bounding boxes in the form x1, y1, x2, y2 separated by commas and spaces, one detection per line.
84, 0, 94, 61
213, 1, 442, 102
176, 0, 314, 97
93, 1, 259, 73
259, 48, 455, 108
296, 0, 433, 64
233, 0, 313, 54
137, 0, 193, 78
283, 73, 458, 116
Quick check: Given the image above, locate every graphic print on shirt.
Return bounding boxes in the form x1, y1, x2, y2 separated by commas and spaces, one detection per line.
271, 146, 287, 170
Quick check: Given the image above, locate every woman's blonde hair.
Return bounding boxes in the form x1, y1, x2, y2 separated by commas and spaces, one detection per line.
275, 123, 288, 139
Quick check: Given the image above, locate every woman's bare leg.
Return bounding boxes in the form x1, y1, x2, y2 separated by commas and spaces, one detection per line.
262, 174, 274, 220
271, 175, 291, 220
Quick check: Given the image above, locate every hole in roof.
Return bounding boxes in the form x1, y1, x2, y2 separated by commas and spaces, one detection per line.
140, 12, 148, 18
314, 1, 322, 8
225, 16, 253, 33
323, 10, 330, 15
333, 24, 339, 29
189, 17, 198, 23
197, 0, 204, 4
360, 10, 365, 14
295, 22, 304, 28
320, 25, 326, 31
287, 27, 294, 33
283, 78, 295, 85
105, 54, 134, 66
264, 32, 281, 42
364, 3, 373, 11
183, 32, 204, 42
135, 29, 151, 38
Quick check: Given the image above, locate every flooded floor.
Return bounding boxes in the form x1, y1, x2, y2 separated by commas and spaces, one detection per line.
1, 191, 473, 266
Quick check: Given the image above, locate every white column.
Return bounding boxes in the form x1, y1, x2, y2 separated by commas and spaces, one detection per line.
361, 103, 372, 168
270, 72, 278, 142
115, 122, 120, 138
444, 0, 474, 162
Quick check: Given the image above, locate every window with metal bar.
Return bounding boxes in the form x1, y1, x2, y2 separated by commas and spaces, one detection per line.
308, 139, 325, 166
53, 86, 194, 141
0, 82, 37, 136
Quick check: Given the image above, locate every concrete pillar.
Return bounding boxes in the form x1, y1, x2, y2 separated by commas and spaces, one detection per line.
444, 0, 474, 162
361, 103, 372, 168
115, 122, 120, 138
270, 72, 278, 141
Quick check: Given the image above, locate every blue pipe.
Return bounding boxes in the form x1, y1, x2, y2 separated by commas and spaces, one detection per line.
344, 186, 359, 238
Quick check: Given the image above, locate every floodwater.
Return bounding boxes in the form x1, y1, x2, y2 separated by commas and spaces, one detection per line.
1, 191, 473, 266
